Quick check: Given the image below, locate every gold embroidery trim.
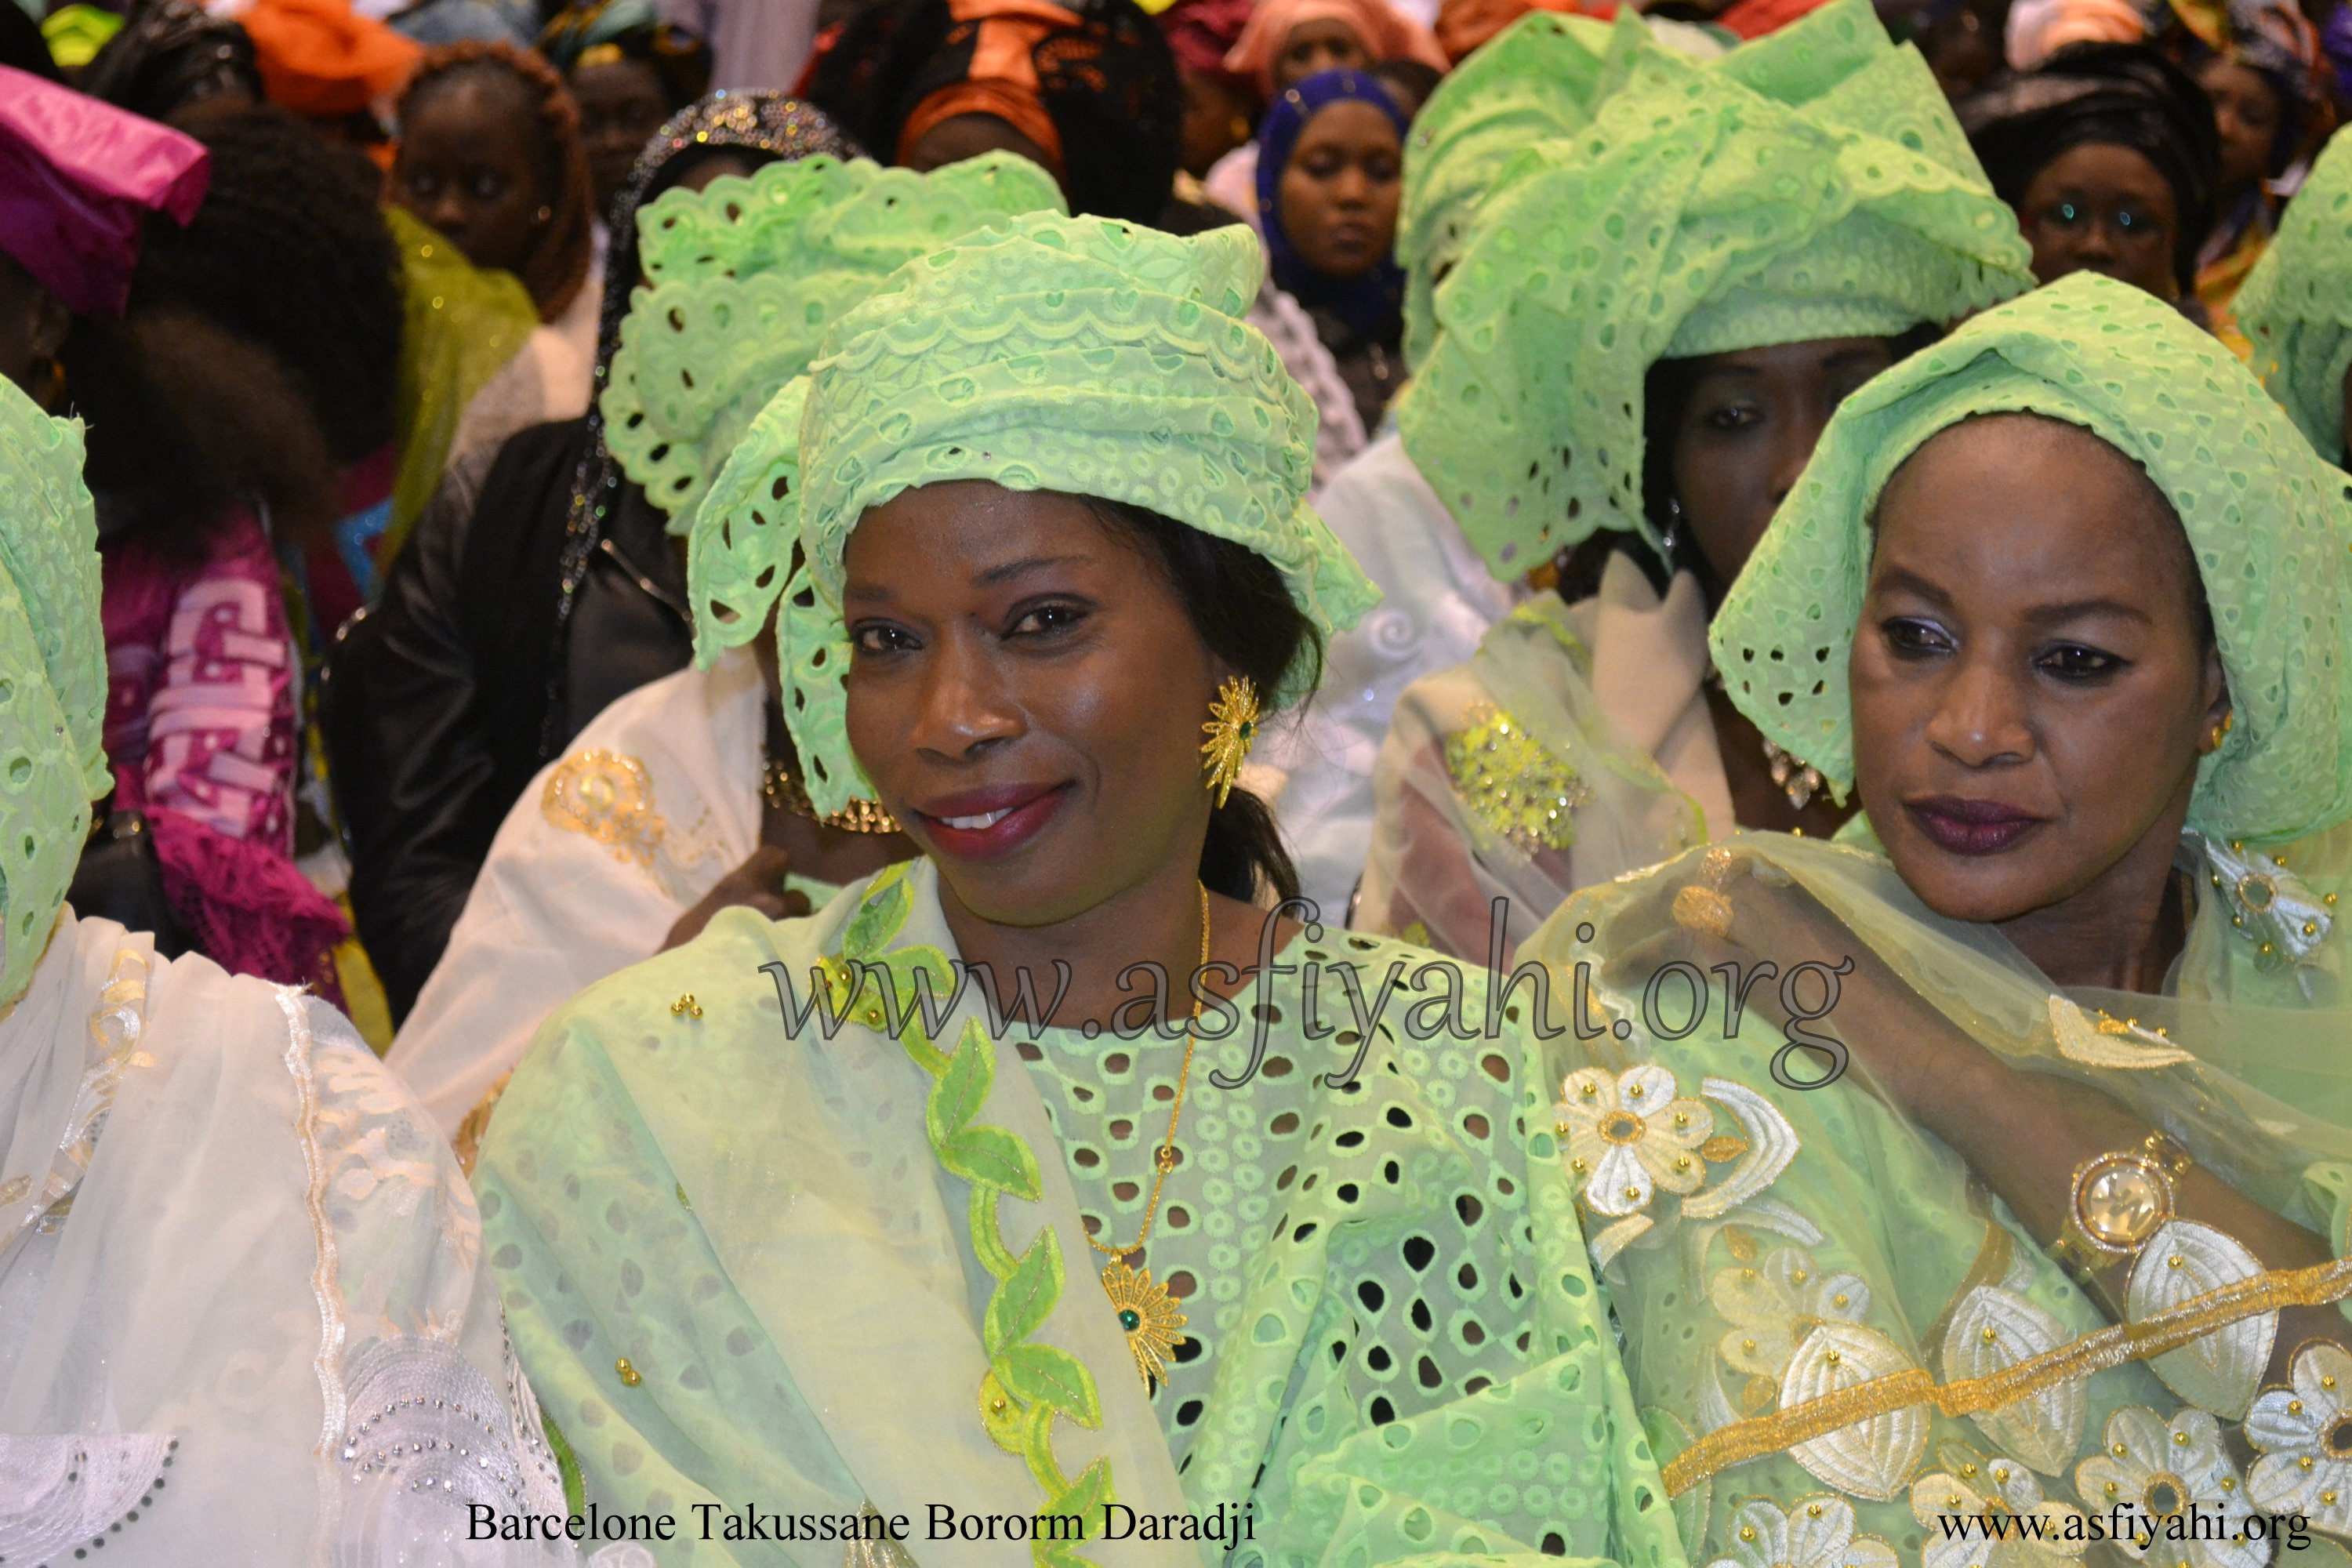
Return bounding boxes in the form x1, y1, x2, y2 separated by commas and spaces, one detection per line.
1663, 1254, 2352, 1496
541, 749, 665, 867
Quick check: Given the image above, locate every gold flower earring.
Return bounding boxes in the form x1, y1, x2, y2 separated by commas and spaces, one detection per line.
2209, 709, 2235, 751
1200, 675, 1261, 808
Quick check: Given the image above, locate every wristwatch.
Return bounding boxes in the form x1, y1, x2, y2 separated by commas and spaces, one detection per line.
2049, 1131, 2195, 1279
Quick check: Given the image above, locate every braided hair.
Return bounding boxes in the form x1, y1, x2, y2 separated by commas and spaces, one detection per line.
397, 41, 596, 321
62, 103, 402, 550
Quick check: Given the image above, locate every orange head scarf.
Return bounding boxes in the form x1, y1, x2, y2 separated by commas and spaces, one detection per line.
1221, 0, 1446, 96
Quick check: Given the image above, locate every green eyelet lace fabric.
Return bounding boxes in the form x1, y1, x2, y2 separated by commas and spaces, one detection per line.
1397, 10, 1617, 372
689, 213, 1381, 818
2236, 126, 2352, 465
0, 381, 107, 1000
1712, 271, 2352, 845
1394, 0, 2032, 577
601, 152, 1067, 532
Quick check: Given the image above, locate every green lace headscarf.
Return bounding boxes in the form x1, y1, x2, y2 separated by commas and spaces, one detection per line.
0, 380, 108, 1000
1396, 0, 2034, 577
1397, 9, 1617, 372
688, 213, 1379, 817
601, 151, 1066, 531
1713, 271, 2352, 846
2236, 125, 2352, 465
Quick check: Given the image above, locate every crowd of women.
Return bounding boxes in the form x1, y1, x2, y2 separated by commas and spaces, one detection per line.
9, 0, 2352, 1560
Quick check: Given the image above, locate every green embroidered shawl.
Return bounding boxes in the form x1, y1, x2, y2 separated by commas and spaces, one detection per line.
477, 857, 1687, 1566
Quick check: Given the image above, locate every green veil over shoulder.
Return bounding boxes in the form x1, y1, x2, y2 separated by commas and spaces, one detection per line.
1515, 274, 2352, 1568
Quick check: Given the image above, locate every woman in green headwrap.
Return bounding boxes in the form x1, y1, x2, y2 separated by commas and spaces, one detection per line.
387, 148, 1058, 1144
1348, 0, 2036, 963
2234, 124, 2352, 466
474, 213, 1688, 1566
1515, 270, 2352, 1568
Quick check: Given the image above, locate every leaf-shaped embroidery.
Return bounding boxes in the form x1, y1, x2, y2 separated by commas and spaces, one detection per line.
843, 866, 914, 958
944, 1124, 1042, 1200
2126, 1219, 2274, 1419
1000, 1342, 1103, 1428
1783, 1323, 1928, 1501
927, 1022, 993, 1147
1940, 1285, 2085, 1475
984, 1235, 1064, 1358
1041, 1457, 1113, 1561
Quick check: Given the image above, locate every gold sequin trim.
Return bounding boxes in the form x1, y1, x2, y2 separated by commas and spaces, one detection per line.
1664, 1254, 2352, 1496
542, 749, 666, 867
1446, 702, 1593, 854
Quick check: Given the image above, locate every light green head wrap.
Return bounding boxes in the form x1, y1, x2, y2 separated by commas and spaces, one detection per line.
2236, 125, 2352, 466
1714, 271, 2352, 846
1397, 10, 1616, 372
601, 152, 1066, 531
0, 380, 108, 998
689, 213, 1379, 816
1396, 0, 2034, 578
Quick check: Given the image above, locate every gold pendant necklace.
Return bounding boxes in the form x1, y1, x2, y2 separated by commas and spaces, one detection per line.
1085, 882, 1208, 1390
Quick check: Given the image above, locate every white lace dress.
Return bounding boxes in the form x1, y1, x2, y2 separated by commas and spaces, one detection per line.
0, 910, 604, 1566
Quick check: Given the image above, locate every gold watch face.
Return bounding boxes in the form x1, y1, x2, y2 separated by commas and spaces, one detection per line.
2074, 1153, 2171, 1250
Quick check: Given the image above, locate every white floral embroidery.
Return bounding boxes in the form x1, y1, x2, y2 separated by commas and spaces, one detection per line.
1711, 1244, 1870, 1393
2245, 1341, 2352, 1537
1556, 1065, 1712, 1218
1914, 1457, 2087, 1568
1706, 1496, 1896, 1568
2074, 1406, 2267, 1568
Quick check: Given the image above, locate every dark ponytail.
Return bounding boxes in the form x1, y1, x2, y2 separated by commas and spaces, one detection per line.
1083, 499, 1322, 908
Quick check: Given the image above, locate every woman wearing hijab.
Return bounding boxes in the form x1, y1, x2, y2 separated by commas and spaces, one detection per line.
539, 0, 717, 221
1519, 269, 2352, 1568
0, 372, 572, 1568
476, 210, 1684, 1566
805, 0, 1185, 223
1959, 42, 2221, 308
1247, 68, 1410, 483
1200, 0, 1444, 232
2234, 124, 2352, 463
331, 94, 854, 1025
1356, 0, 2035, 962
384, 151, 1064, 1142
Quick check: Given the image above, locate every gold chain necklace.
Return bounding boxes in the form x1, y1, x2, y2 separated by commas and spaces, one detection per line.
1087, 881, 1207, 1390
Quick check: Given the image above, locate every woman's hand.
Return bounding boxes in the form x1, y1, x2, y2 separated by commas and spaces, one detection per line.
659, 845, 811, 953
1596, 846, 1983, 1121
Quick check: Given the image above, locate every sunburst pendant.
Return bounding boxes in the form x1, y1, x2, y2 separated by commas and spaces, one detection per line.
1101, 1257, 1189, 1388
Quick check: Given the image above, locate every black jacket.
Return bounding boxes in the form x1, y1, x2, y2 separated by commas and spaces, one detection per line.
323, 417, 691, 1021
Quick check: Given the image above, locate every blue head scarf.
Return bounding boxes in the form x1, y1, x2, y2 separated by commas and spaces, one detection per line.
1254, 67, 1408, 340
